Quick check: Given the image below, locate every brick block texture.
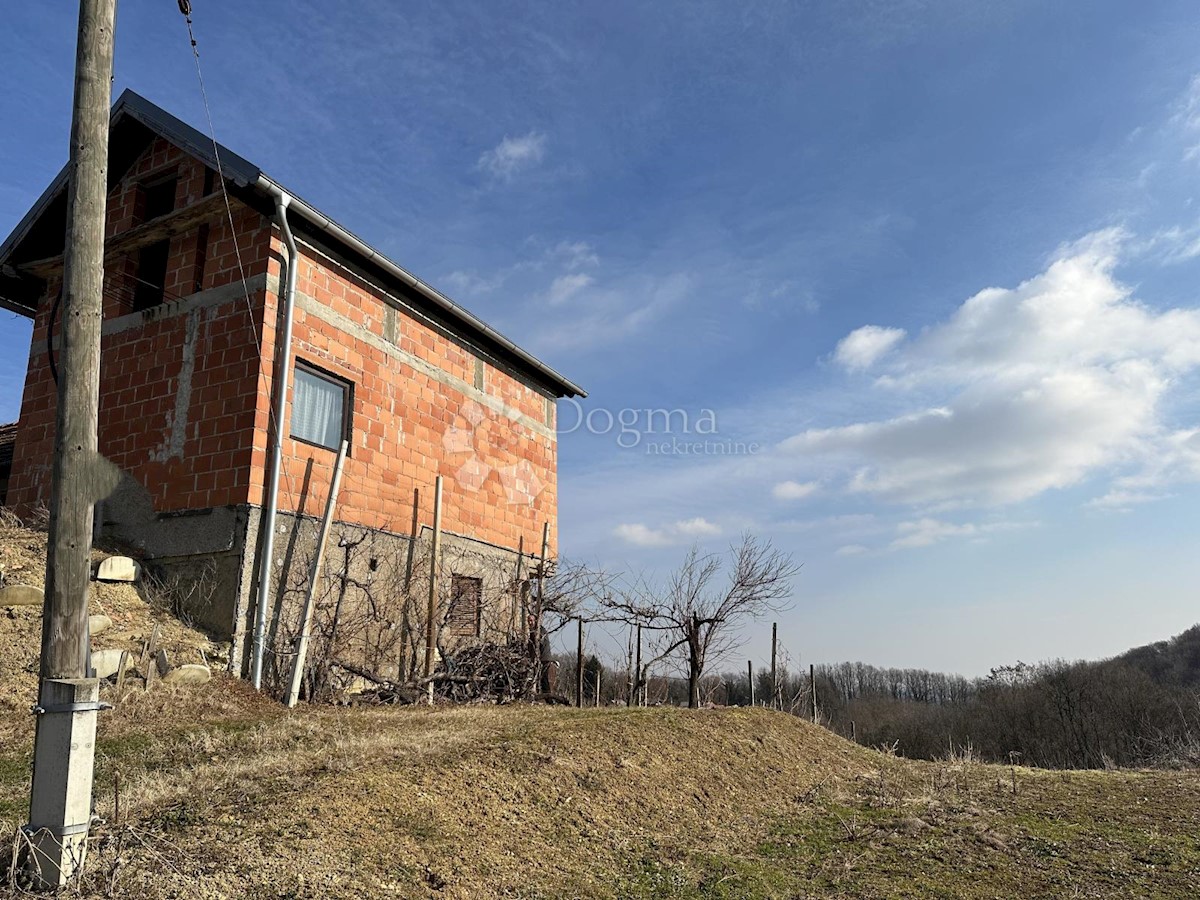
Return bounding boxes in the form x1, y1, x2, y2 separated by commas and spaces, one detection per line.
7, 135, 559, 560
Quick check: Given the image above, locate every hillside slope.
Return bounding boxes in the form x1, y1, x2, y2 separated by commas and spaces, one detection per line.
1, 696, 1198, 899
0, 514, 218, 739
3, 515, 1200, 898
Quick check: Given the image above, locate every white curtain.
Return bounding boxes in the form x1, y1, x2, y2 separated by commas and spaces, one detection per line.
292, 367, 344, 448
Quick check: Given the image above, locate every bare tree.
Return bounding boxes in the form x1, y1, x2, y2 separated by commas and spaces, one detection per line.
603, 534, 798, 708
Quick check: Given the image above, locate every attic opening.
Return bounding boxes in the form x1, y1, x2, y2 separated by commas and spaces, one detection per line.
132, 172, 178, 310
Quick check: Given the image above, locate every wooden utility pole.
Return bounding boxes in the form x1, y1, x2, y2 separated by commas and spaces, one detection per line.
770, 622, 778, 711
423, 476, 443, 704
575, 618, 585, 708
27, 0, 117, 886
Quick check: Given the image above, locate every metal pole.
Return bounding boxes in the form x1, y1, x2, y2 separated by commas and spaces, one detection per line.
250, 193, 300, 689
424, 476, 443, 704
285, 440, 347, 707
27, 0, 116, 886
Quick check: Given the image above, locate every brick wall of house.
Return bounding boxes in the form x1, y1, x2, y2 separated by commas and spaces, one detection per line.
7, 137, 273, 515
255, 235, 559, 559
8, 135, 559, 564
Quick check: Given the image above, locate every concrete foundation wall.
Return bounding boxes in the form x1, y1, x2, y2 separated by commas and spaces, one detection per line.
99, 499, 531, 689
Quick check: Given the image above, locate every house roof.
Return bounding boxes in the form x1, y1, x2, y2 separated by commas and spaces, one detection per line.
0, 90, 585, 399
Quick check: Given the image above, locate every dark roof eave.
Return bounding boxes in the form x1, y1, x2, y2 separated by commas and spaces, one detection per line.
0, 90, 585, 399
256, 173, 586, 399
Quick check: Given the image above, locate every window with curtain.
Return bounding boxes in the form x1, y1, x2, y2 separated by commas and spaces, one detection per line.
291, 363, 350, 450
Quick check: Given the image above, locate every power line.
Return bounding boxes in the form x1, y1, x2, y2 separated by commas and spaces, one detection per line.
177, 2, 299, 510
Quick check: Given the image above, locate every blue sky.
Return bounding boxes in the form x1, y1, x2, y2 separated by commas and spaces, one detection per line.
4, 1, 1200, 676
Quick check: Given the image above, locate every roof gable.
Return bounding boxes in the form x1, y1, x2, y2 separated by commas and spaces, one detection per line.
0, 90, 583, 398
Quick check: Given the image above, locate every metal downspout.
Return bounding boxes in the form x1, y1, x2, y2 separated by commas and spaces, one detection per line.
250, 192, 298, 690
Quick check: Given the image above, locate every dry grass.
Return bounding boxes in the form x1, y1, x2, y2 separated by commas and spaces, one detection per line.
4, 518, 1200, 897
0, 517, 220, 745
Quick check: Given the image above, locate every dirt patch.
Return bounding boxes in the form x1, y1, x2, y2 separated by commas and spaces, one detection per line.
0, 514, 221, 745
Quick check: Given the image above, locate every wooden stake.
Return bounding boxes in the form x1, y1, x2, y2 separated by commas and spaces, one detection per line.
810, 662, 818, 724
748, 660, 754, 706
285, 439, 347, 708
633, 624, 643, 710
532, 521, 549, 683
114, 650, 129, 700
770, 622, 778, 711
511, 535, 525, 639
575, 617, 584, 708
424, 476, 443, 704
398, 486, 420, 680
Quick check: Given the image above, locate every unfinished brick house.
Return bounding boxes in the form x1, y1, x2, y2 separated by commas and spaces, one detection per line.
0, 90, 584, 682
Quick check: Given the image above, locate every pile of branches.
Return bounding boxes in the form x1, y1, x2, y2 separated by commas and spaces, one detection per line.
333, 641, 541, 706
434, 642, 537, 704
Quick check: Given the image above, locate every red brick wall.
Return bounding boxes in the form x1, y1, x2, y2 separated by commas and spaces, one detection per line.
258, 236, 558, 556
9, 137, 559, 558
7, 138, 272, 514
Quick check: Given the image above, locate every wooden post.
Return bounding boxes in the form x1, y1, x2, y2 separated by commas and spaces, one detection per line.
748, 660, 754, 706
27, 2, 117, 883
575, 617, 585, 708
511, 535, 525, 639
114, 650, 129, 700
285, 440, 347, 708
770, 622, 778, 711
424, 476, 443, 704
595, 670, 601, 707
851, 720, 856, 742
635, 623, 643, 707
810, 662, 818, 724
398, 486, 420, 680
533, 521, 549, 684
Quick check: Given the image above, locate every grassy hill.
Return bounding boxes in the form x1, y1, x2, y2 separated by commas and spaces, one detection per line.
2, 690, 1200, 897
3, 517, 1200, 898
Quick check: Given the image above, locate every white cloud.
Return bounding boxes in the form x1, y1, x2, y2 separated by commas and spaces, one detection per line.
612, 523, 674, 547
1085, 489, 1168, 512
834, 325, 906, 371
772, 480, 819, 501
890, 518, 979, 549
545, 272, 594, 306
552, 241, 599, 270
443, 270, 504, 296
673, 517, 721, 537
536, 272, 690, 350
478, 131, 546, 179
836, 544, 868, 556
782, 230, 1200, 508
614, 517, 720, 547
889, 517, 1035, 550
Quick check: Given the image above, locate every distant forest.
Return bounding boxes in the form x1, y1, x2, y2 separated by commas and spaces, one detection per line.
558, 625, 1200, 770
